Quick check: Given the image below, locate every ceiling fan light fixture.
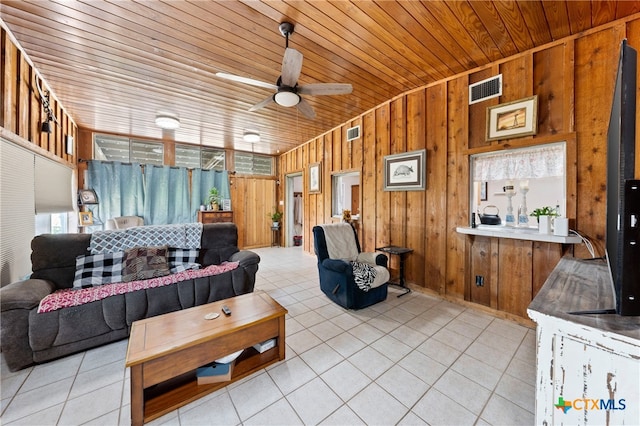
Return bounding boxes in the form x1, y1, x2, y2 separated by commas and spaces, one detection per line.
155, 114, 180, 130
274, 90, 300, 107
243, 130, 260, 143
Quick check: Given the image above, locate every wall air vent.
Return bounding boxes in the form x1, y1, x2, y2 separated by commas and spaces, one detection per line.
346, 125, 360, 141
469, 74, 502, 105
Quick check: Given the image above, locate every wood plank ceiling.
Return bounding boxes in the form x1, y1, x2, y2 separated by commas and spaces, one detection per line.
2, 1, 638, 155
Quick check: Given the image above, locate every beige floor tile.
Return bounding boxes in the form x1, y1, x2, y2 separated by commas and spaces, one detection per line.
244, 397, 302, 425
325, 332, 367, 358
321, 360, 371, 401
349, 346, 395, 380
2, 377, 73, 424
375, 364, 430, 408
480, 393, 535, 425
348, 383, 408, 425
318, 404, 366, 425
451, 353, 503, 391
179, 391, 240, 425
433, 369, 491, 415
58, 381, 123, 425
286, 377, 342, 425
412, 388, 477, 425
299, 343, 343, 375
267, 355, 317, 396
228, 372, 282, 421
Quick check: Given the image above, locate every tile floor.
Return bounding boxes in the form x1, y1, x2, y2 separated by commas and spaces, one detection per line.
1, 246, 537, 425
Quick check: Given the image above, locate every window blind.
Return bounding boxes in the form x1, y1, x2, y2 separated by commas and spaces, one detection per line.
34, 156, 74, 213
0, 140, 36, 285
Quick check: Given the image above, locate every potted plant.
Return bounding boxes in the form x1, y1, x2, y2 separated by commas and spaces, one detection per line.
530, 206, 558, 222
268, 209, 283, 227
208, 187, 221, 211
530, 206, 558, 234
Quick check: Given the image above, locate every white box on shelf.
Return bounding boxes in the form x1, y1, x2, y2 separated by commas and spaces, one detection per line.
554, 217, 569, 236
253, 338, 276, 353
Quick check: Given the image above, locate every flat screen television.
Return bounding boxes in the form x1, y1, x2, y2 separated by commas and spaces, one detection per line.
605, 39, 640, 316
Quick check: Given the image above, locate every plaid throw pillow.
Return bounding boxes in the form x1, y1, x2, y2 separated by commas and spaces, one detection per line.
122, 246, 171, 282
167, 248, 200, 273
73, 252, 125, 289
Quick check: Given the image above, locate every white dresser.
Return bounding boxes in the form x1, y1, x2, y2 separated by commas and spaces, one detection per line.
527, 257, 640, 425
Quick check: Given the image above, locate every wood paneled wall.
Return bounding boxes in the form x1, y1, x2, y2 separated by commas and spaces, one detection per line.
278, 17, 640, 322
1, 28, 77, 164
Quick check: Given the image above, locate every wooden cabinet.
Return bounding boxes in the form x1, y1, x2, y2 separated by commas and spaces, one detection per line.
197, 211, 233, 224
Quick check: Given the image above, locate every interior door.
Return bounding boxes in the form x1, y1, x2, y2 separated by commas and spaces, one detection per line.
231, 176, 275, 248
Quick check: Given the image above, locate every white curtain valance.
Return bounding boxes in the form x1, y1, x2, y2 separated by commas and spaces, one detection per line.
473, 143, 565, 182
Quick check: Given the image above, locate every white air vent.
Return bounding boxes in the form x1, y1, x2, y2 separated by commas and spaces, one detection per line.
346, 125, 360, 141
469, 74, 502, 105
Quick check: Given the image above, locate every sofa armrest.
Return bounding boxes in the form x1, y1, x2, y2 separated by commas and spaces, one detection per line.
0, 279, 55, 311
229, 250, 260, 268
229, 250, 260, 295
321, 258, 351, 273
356, 252, 388, 268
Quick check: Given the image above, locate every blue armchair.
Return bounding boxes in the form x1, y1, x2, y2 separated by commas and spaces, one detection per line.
313, 223, 389, 309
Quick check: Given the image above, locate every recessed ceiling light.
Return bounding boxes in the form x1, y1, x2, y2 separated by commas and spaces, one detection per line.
243, 130, 260, 143
155, 114, 180, 130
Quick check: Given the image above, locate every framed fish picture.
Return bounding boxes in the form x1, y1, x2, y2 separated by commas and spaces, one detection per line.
383, 149, 426, 191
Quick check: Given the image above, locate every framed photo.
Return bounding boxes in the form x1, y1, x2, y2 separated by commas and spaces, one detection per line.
480, 181, 488, 201
486, 95, 538, 141
383, 149, 426, 191
309, 162, 321, 193
79, 211, 94, 226
78, 189, 98, 205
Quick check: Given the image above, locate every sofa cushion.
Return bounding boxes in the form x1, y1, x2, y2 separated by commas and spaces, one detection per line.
122, 246, 171, 282
73, 252, 125, 289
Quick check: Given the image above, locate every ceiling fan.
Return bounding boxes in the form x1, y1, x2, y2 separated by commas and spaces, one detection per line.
216, 22, 352, 120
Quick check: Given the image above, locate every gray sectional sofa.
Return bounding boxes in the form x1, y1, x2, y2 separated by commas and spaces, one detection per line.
0, 223, 259, 371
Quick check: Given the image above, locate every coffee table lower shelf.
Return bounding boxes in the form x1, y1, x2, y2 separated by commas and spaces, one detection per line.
141, 346, 280, 423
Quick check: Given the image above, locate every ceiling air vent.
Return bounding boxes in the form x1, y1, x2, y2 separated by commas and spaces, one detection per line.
469, 74, 502, 105
346, 125, 360, 141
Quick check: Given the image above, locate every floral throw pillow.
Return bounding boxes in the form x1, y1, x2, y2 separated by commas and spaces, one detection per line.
122, 246, 171, 282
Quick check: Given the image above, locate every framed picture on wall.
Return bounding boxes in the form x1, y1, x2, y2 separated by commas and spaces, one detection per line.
383, 149, 426, 191
79, 211, 94, 226
78, 189, 98, 205
309, 162, 321, 193
480, 181, 488, 201
486, 95, 538, 141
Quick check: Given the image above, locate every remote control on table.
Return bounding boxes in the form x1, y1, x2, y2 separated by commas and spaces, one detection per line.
222, 305, 232, 316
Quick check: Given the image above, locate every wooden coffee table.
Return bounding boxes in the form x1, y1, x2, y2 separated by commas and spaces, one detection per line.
125, 291, 287, 426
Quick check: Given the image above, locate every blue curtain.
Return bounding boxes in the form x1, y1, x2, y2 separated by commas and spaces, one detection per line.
87, 161, 144, 223
143, 166, 191, 224
190, 169, 230, 221
89, 162, 228, 225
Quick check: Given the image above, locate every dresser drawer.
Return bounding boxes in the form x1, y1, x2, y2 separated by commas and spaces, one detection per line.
197, 211, 233, 224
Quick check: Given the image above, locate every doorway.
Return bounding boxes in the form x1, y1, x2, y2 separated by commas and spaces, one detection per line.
286, 173, 303, 247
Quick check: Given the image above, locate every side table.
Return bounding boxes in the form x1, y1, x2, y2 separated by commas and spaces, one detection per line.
271, 225, 281, 247
376, 246, 413, 297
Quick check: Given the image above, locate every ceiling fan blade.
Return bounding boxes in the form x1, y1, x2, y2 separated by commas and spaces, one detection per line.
298, 83, 353, 96
297, 98, 316, 119
215, 72, 277, 91
249, 95, 274, 112
281, 48, 303, 87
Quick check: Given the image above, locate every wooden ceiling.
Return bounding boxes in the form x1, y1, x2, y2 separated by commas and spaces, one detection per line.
2, 1, 638, 155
